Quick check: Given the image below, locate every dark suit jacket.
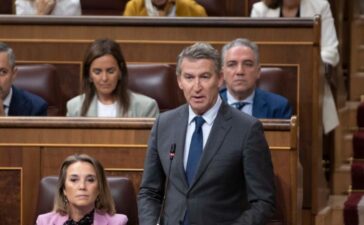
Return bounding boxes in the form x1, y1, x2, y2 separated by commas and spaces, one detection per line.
138, 102, 275, 225
8, 86, 48, 116
220, 88, 292, 119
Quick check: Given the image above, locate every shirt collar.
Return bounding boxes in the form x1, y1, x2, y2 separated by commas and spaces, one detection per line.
226, 89, 255, 105
3, 87, 12, 108
188, 96, 222, 126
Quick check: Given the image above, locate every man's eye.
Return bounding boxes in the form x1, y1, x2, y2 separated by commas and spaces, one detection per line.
243, 62, 254, 67
0, 70, 8, 76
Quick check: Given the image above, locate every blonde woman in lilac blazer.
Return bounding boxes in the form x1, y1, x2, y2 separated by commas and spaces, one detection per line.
36, 154, 128, 225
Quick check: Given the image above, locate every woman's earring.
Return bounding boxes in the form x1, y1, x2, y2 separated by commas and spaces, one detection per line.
63, 196, 68, 205
95, 196, 100, 207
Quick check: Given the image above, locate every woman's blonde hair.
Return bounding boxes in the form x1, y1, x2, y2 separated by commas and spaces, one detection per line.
53, 154, 116, 215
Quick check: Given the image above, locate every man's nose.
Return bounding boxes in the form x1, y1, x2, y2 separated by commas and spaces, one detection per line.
193, 78, 202, 90
237, 64, 245, 75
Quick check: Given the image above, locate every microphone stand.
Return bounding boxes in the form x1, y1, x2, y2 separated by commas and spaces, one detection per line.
156, 144, 176, 225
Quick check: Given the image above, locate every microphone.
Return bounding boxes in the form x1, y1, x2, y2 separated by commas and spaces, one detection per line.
156, 143, 176, 225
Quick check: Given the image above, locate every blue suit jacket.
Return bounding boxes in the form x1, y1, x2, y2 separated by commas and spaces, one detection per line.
220, 88, 292, 119
8, 86, 48, 116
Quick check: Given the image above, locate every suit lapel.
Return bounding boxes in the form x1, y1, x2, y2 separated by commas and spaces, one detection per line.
219, 88, 228, 102
8, 86, 29, 116
189, 103, 232, 188
172, 105, 190, 189
252, 88, 268, 118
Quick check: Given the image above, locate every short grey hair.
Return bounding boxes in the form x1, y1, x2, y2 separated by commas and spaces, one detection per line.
0, 42, 16, 68
176, 42, 221, 76
221, 38, 259, 65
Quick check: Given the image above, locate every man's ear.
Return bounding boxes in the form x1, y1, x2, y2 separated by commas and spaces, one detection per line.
177, 75, 183, 90
256, 65, 261, 79
11, 67, 18, 81
218, 72, 225, 88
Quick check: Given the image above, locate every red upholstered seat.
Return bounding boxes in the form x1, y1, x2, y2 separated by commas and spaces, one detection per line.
357, 102, 364, 127
127, 63, 185, 112
80, 0, 128, 15
258, 67, 298, 115
344, 192, 364, 225
351, 162, 364, 190
196, 0, 226, 16
0, 0, 12, 14
14, 64, 63, 116
353, 131, 364, 159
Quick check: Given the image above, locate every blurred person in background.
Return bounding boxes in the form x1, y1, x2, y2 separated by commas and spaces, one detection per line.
124, 0, 207, 16
0, 42, 47, 116
220, 38, 292, 119
16, 0, 81, 16
66, 38, 159, 117
251, 0, 339, 134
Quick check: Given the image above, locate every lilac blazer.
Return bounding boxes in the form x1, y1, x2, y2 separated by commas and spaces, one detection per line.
36, 210, 128, 225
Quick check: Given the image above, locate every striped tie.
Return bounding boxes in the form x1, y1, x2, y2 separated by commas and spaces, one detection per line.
232, 102, 248, 110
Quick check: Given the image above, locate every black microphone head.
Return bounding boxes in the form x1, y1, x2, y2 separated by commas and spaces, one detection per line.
169, 143, 176, 160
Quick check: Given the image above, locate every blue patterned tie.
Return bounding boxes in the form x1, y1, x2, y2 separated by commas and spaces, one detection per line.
232, 102, 248, 110
186, 116, 205, 186
184, 116, 205, 225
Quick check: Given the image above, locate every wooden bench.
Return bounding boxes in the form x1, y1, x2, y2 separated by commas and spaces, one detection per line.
350, 15, 364, 100
0, 116, 299, 225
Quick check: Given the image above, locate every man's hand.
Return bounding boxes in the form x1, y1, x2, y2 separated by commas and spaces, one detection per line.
35, 0, 56, 15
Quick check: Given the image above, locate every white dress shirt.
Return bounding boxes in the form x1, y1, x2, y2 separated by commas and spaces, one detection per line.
226, 89, 255, 116
183, 96, 222, 170
2, 87, 13, 116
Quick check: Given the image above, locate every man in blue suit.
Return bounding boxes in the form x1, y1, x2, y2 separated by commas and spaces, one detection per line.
220, 38, 292, 119
0, 42, 47, 116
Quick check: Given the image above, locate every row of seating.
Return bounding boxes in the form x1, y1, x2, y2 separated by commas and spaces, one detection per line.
344, 102, 364, 225
14, 63, 297, 116
0, 0, 259, 16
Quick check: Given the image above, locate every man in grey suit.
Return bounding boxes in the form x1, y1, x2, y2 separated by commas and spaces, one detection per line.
138, 42, 275, 225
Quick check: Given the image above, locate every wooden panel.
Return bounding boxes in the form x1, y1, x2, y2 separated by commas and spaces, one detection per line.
350, 17, 364, 100
0, 117, 299, 225
0, 168, 21, 225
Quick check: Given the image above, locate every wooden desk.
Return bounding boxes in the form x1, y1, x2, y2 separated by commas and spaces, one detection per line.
0, 116, 299, 225
0, 15, 322, 218
350, 15, 364, 100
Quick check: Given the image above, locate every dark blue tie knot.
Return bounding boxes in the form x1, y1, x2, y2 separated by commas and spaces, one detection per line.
194, 116, 205, 129
232, 102, 248, 110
